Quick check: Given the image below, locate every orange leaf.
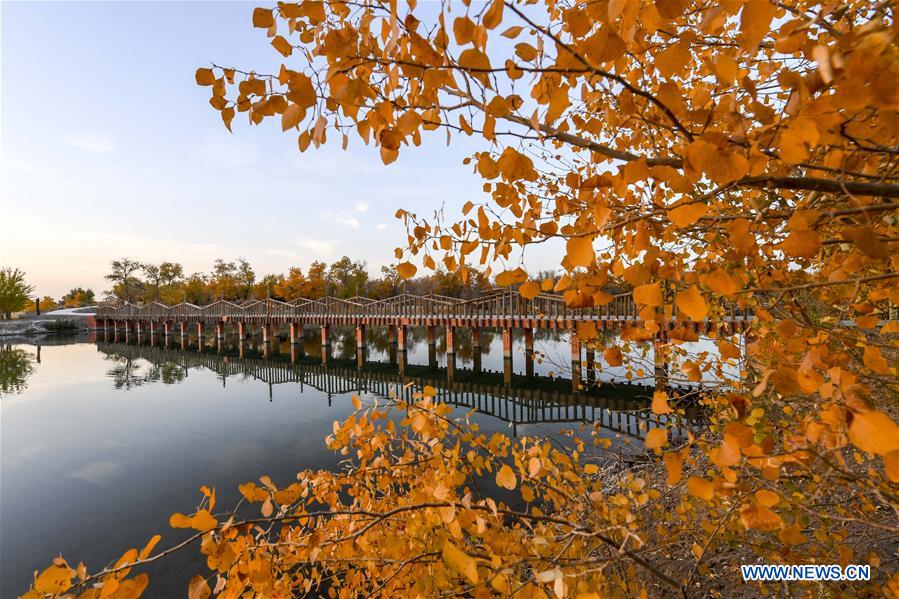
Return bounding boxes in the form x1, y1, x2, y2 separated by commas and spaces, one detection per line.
687, 476, 714, 501
652, 390, 672, 415
849, 410, 899, 456
188, 574, 211, 599
603, 346, 623, 367
675, 285, 708, 321
668, 200, 708, 228
496, 464, 517, 490
863, 345, 891, 375
442, 541, 479, 584
252, 7, 274, 28
663, 452, 683, 485
702, 268, 739, 295
645, 428, 667, 449
396, 262, 417, 279
633, 282, 662, 307
740, 504, 784, 531
566, 236, 595, 268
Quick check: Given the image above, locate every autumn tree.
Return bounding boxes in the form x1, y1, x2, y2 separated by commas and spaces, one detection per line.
33, 0, 899, 583
105, 258, 143, 303
201, 0, 899, 594
0, 268, 34, 319
273, 266, 307, 299
327, 255, 369, 298
62, 288, 95, 308
303, 260, 328, 298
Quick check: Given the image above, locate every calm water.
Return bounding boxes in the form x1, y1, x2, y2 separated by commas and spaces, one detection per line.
1, 328, 679, 596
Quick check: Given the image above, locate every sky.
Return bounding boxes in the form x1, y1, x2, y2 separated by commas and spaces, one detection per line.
1, 1, 561, 299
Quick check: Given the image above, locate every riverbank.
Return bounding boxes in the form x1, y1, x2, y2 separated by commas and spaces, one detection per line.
0, 308, 95, 338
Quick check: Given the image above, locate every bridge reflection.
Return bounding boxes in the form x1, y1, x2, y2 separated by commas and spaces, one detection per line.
96, 340, 701, 440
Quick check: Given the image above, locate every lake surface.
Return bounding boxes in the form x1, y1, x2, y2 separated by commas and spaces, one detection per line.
1, 328, 683, 596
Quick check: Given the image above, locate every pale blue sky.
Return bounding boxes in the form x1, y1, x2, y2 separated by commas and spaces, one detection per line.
1, 1, 558, 298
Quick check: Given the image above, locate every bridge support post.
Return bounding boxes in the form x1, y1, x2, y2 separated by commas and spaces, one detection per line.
238, 322, 247, 341
427, 326, 436, 346
502, 327, 513, 386
321, 324, 330, 366
586, 348, 596, 386
135, 320, 143, 338
164, 321, 171, 337
571, 329, 581, 393
447, 352, 456, 383
216, 321, 224, 339
446, 325, 455, 355
124, 320, 131, 342
197, 321, 205, 339
356, 324, 366, 368
289, 322, 299, 344
472, 327, 480, 351
525, 327, 534, 379
397, 324, 407, 352
262, 323, 270, 344
388, 325, 397, 345
653, 339, 668, 389
179, 322, 187, 338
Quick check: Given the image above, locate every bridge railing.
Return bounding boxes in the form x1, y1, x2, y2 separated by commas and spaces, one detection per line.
95, 289, 757, 322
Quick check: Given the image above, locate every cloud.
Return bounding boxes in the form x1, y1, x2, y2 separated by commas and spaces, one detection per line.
267, 236, 340, 260
355, 201, 370, 212
376, 223, 387, 230
60, 134, 117, 154
320, 210, 360, 230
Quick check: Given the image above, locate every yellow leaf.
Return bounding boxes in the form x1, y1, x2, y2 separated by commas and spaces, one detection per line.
519, 281, 540, 300
675, 285, 708, 321
779, 229, 821, 258
668, 199, 708, 228
170, 513, 192, 528
261, 497, 274, 518
195, 68, 215, 86
34, 564, 74, 594
849, 410, 899, 456
687, 476, 714, 501
645, 428, 667, 449
482, 0, 503, 29
740, 504, 784, 531
633, 282, 662, 307
252, 7, 274, 28
702, 268, 739, 295
442, 541, 479, 583
566, 236, 595, 268
500, 25, 523, 38
188, 574, 211, 599
396, 262, 417, 279
496, 464, 517, 490
351, 396, 362, 410
281, 104, 306, 131
496, 268, 528, 286
652, 390, 672, 415
718, 340, 741, 360
192, 509, 218, 532
884, 450, 899, 482
778, 522, 808, 546
755, 489, 780, 507
603, 346, 623, 367
423, 385, 437, 397
739, 0, 776, 50
138, 534, 162, 560
271, 35, 292, 57
584, 464, 599, 475
863, 345, 891, 375
663, 452, 682, 485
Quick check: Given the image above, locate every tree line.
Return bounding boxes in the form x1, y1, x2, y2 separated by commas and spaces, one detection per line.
104, 256, 495, 305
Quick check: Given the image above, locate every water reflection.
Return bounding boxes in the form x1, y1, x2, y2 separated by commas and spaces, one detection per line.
0, 344, 36, 395
97, 339, 700, 439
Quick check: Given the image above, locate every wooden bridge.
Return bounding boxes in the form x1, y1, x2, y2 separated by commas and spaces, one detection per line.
96, 290, 752, 390
96, 340, 701, 441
